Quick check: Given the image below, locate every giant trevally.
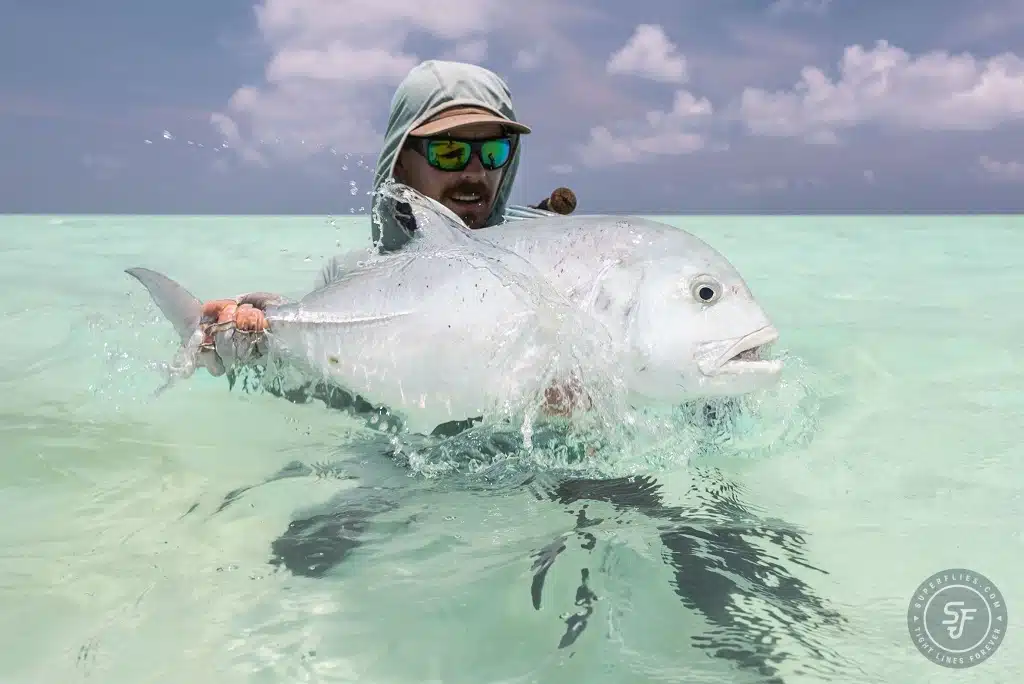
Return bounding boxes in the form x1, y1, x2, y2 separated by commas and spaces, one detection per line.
128, 183, 783, 438
365, 181, 784, 410
124, 196, 624, 438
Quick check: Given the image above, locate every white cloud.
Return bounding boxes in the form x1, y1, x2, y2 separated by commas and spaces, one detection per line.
738, 40, 1024, 143
213, 0, 560, 163
576, 90, 713, 166
978, 155, 1024, 183
265, 44, 417, 84
209, 112, 243, 152
606, 24, 688, 84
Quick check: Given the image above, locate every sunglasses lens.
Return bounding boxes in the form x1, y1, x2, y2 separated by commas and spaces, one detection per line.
426, 140, 472, 170
479, 138, 511, 169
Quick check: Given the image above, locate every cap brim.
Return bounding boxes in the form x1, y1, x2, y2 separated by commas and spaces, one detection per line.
409, 112, 531, 137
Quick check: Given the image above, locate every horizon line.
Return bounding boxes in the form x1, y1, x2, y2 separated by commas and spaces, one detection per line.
2, 211, 1023, 217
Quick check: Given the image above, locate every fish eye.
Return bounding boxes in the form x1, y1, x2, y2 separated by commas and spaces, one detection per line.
690, 276, 722, 304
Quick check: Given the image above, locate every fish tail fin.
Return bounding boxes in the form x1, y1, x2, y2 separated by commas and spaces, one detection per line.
125, 267, 218, 394
124, 267, 204, 343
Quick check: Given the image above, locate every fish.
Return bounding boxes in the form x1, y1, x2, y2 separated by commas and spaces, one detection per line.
127, 182, 783, 437
376, 181, 784, 411
124, 194, 624, 437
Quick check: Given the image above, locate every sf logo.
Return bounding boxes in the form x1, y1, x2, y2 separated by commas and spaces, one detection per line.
942, 600, 978, 640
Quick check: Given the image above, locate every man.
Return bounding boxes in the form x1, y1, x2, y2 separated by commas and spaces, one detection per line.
201, 60, 552, 352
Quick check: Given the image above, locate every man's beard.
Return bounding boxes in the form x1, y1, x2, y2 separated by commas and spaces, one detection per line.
443, 181, 492, 227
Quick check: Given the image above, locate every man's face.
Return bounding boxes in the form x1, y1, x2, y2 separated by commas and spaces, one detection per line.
394, 122, 511, 229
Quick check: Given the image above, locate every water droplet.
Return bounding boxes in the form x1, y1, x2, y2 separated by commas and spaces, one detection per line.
341, 165, 348, 171
143, 139, 152, 144
162, 130, 173, 140
350, 187, 358, 195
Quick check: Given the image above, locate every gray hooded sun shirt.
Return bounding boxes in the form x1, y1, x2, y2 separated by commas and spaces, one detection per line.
314, 60, 555, 291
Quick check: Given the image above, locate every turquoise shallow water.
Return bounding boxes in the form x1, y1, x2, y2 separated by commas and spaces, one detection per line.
1, 214, 1022, 683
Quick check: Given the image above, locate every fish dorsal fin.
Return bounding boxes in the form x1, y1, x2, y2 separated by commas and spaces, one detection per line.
124, 267, 203, 343
373, 179, 472, 251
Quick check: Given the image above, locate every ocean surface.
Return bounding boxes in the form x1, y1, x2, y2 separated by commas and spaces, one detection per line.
1, 214, 1021, 684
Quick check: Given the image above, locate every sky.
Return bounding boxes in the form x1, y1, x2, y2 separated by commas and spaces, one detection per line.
3, 0, 1024, 214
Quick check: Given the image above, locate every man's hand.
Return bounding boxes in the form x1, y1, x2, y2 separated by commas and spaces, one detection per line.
200, 299, 269, 338
542, 376, 592, 418
195, 292, 280, 376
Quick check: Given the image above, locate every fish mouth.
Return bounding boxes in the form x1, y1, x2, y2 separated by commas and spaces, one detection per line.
701, 326, 783, 376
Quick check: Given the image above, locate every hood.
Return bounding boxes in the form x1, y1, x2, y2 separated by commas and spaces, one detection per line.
370, 60, 526, 251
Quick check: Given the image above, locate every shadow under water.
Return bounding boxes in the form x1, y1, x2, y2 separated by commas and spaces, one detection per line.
193, 366, 853, 683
